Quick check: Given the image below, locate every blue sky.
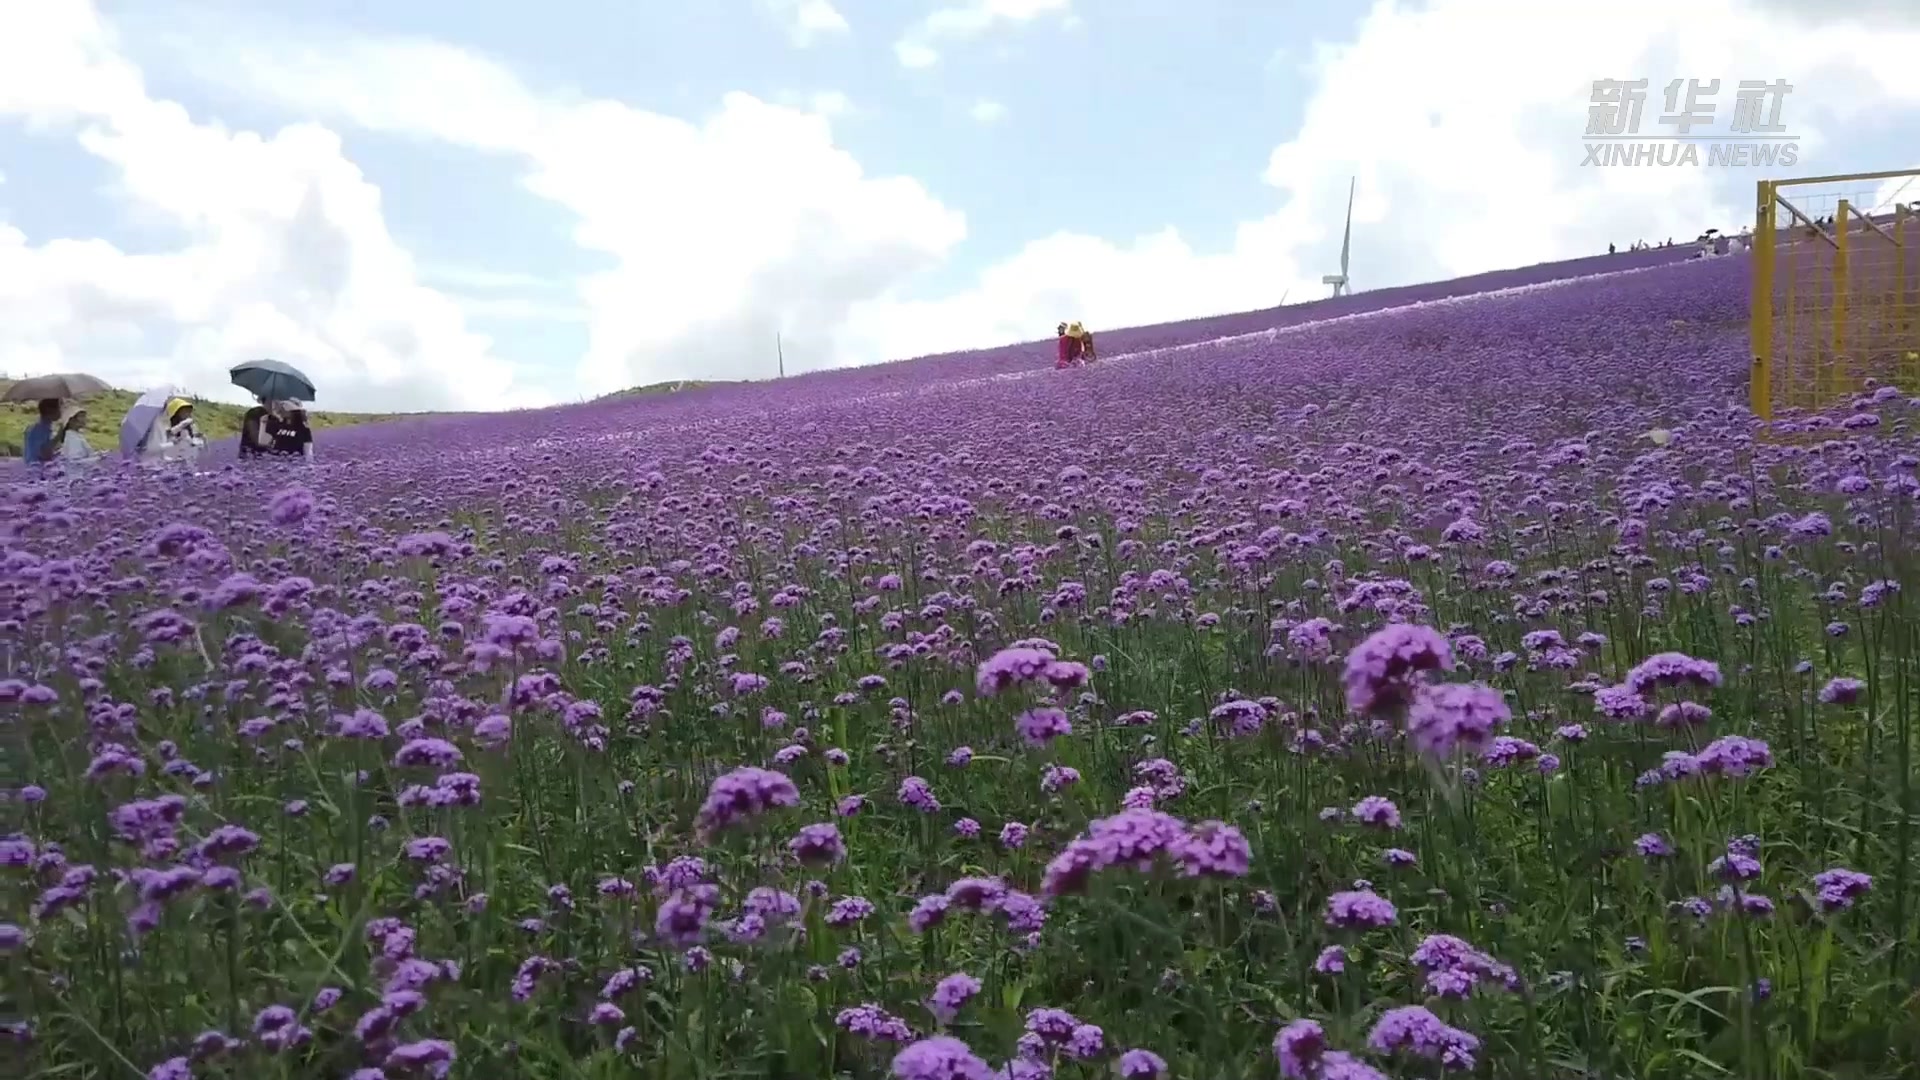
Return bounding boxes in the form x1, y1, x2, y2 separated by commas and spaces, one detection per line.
109, 0, 1329, 294
2, 0, 1917, 411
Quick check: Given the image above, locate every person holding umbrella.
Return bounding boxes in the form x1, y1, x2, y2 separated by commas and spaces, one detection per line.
240, 399, 276, 458
147, 397, 206, 467
22, 399, 80, 465
119, 386, 184, 460
229, 359, 316, 406
4, 372, 109, 464
229, 361, 316, 462
166, 399, 204, 446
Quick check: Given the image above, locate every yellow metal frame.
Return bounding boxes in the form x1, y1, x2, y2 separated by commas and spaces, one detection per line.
1750, 168, 1920, 423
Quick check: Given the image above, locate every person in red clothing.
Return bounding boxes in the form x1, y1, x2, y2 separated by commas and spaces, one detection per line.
1055, 322, 1082, 369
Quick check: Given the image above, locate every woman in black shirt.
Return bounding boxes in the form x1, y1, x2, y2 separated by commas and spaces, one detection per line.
272, 406, 313, 459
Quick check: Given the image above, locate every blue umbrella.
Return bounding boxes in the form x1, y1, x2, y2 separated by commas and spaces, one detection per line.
230, 359, 316, 403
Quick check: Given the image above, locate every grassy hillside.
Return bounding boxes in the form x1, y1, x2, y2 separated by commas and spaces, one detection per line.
0, 381, 401, 458
593, 379, 742, 402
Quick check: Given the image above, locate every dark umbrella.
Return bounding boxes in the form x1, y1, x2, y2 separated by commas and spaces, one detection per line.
2, 372, 111, 403
229, 359, 316, 403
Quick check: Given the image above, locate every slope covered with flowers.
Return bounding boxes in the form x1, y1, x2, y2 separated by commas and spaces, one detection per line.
4, 250, 1917, 1080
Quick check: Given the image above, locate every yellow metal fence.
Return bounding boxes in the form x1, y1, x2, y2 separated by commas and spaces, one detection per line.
1750, 168, 1920, 422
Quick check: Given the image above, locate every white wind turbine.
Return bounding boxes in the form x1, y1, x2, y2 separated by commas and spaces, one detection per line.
1321, 176, 1355, 298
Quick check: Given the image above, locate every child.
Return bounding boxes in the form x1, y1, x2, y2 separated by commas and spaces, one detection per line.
163, 399, 206, 465
1067, 322, 1095, 366
166, 400, 205, 447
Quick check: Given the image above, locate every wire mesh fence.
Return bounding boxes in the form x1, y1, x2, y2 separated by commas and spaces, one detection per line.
1750, 169, 1920, 424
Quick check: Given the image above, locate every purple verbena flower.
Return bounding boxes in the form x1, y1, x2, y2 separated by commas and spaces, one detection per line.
1343, 624, 1455, 715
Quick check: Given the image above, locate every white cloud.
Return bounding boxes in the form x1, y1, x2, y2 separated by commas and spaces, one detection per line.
1870, 175, 1920, 213
179, 21, 966, 394
767, 89, 853, 117
843, 0, 1920, 362
968, 99, 1007, 124
448, 295, 589, 323
894, 42, 940, 69
417, 263, 563, 292
839, 226, 1295, 365
1749, 0, 1920, 26
759, 0, 850, 47
7, 0, 1919, 410
0, 0, 529, 412
414, 264, 587, 323
895, 0, 1073, 68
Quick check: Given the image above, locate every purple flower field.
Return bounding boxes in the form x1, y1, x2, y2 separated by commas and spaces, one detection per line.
5, 249, 1917, 1080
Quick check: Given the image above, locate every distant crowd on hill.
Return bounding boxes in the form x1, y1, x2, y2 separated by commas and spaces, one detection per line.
1612, 202, 1920, 261
1610, 225, 1754, 259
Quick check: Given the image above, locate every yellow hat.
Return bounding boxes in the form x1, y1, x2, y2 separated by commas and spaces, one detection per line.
1067, 321, 1084, 335
166, 397, 191, 414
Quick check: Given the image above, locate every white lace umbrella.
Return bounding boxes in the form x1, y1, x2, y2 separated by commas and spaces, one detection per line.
119, 386, 183, 458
